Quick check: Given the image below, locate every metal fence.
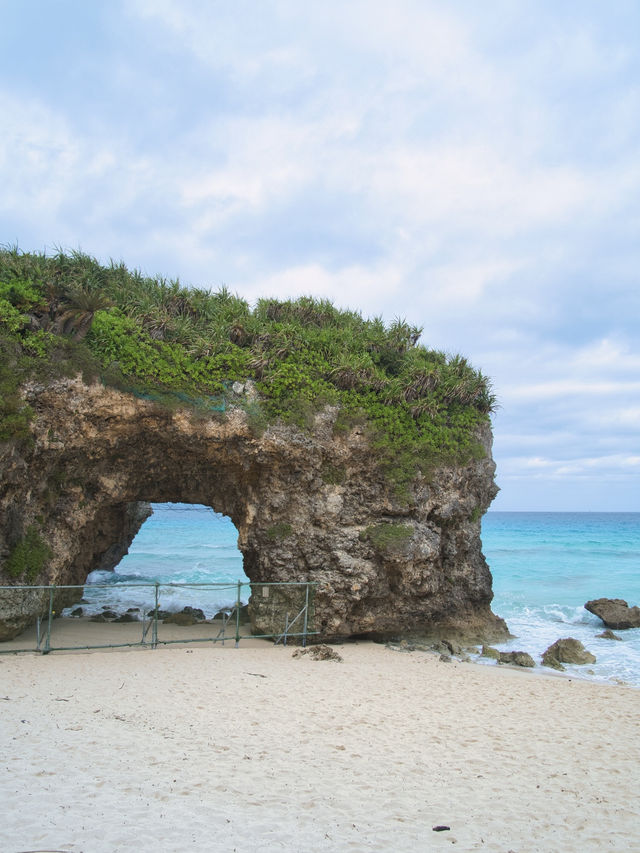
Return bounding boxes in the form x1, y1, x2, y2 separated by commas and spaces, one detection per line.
0, 580, 317, 655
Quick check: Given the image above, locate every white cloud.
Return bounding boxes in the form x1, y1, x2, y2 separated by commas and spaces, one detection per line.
238, 261, 404, 311
503, 380, 640, 402
3, 1, 640, 508
501, 453, 640, 479
570, 338, 640, 374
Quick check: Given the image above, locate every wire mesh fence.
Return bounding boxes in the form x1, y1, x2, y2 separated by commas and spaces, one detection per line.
0, 580, 317, 654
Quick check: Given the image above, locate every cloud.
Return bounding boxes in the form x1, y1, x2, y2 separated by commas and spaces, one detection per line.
2, 1, 639, 508
503, 380, 640, 402
501, 453, 640, 478
238, 261, 404, 310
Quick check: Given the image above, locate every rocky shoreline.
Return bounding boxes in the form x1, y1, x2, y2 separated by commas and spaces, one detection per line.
66, 603, 251, 626
382, 596, 640, 682
4, 594, 637, 686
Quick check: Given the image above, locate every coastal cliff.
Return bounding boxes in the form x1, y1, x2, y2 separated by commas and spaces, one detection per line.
0, 377, 505, 641
0, 248, 507, 642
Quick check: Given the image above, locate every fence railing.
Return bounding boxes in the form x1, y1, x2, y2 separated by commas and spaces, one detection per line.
0, 580, 317, 655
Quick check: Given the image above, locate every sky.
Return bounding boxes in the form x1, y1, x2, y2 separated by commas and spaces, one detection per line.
1, 0, 639, 511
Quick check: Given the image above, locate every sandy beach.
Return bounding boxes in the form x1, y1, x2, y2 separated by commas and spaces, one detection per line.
1, 634, 638, 853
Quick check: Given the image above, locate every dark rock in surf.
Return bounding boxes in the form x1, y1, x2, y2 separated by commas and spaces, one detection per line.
146, 609, 170, 620
481, 645, 500, 660
498, 651, 535, 668
596, 629, 622, 641
163, 612, 198, 626
585, 598, 640, 630
542, 638, 596, 671
181, 606, 205, 621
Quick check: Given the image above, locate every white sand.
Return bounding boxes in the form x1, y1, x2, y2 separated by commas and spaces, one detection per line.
1, 637, 638, 853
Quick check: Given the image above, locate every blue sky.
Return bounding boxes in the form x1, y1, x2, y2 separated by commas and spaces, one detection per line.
2, 1, 639, 510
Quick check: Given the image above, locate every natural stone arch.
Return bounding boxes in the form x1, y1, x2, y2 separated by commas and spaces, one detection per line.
0, 377, 508, 642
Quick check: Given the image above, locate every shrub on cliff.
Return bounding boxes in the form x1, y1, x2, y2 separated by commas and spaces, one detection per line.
5, 525, 52, 581
0, 246, 496, 488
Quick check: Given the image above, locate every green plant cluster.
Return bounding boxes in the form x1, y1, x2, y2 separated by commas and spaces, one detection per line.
320, 463, 346, 485
5, 525, 52, 581
0, 246, 496, 486
359, 523, 415, 554
266, 523, 294, 541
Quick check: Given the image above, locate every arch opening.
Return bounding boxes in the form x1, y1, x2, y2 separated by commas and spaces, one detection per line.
69, 503, 250, 621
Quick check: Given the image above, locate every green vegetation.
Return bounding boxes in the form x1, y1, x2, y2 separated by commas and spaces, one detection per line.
266, 523, 294, 541
321, 463, 347, 485
5, 525, 52, 581
0, 246, 496, 489
359, 523, 414, 554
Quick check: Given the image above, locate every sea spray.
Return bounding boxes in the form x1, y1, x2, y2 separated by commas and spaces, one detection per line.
76, 504, 249, 618
482, 512, 640, 686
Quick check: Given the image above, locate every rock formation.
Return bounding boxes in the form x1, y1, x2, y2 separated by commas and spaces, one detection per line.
94, 501, 153, 571
480, 646, 534, 667
595, 629, 622, 641
497, 650, 535, 668
585, 598, 640, 630
0, 376, 508, 642
541, 638, 596, 671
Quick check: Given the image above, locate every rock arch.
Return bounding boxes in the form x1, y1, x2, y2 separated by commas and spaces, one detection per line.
0, 377, 508, 642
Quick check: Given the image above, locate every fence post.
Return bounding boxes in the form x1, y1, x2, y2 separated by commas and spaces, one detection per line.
302, 583, 310, 648
235, 580, 242, 647
43, 585, 54, 655
152, 583, 159, 649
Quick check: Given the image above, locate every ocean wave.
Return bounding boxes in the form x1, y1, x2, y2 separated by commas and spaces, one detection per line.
86, 570, 150, 585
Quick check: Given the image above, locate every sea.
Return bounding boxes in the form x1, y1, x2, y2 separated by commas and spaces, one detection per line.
80, 505, 640, 687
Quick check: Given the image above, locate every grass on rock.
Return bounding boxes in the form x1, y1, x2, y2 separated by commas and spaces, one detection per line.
0, 247, 496, 494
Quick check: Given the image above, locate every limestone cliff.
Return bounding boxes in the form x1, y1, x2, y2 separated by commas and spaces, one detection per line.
0, 376, 507, 642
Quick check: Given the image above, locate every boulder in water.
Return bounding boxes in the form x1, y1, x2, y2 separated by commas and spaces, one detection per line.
596, 629, 622, 641
584, 598, 640, 630
100, 609, 118, 619
181, 606, 205, 621
542, 638, 596, 671
481, 645, 500, 660
498, 651, 535, 668
163, 612, 198, 626
146, 609, 170, 619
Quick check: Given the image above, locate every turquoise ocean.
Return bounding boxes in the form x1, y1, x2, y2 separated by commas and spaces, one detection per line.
82, 506, 640, 686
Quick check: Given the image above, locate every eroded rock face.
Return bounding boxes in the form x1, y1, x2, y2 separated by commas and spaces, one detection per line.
0, 377, 508, 642
94, 501, 153, 572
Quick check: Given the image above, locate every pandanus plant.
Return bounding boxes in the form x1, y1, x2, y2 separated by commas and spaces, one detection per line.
50, 287, 113, 341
